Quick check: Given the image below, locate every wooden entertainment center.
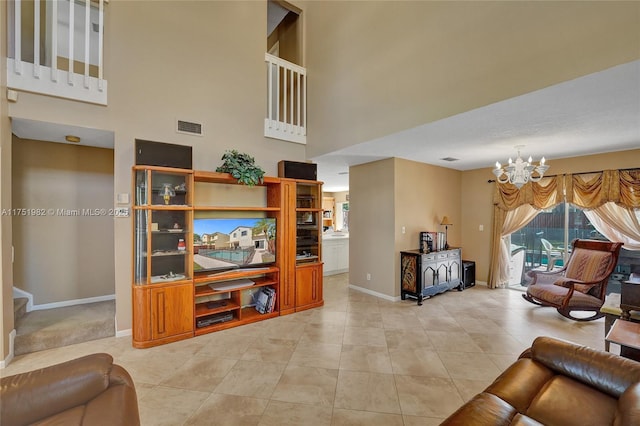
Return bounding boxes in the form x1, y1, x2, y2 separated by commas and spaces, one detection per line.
132, 166, 323, 348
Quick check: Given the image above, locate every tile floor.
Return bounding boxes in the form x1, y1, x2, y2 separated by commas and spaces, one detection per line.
2, 274, 609, 425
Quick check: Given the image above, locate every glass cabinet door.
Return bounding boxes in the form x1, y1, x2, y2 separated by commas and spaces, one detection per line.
150, 170, 190, 206
295, 182, 321, 264
136, 169, 190, 207
149, 210, 191, 283
133, 167, 193, 285
134, 209, 148, 284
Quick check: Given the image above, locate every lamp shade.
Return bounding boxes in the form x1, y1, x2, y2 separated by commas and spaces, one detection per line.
441, 216, 452, 226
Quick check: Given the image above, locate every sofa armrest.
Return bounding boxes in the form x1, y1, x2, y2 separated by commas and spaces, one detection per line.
1, 353, 116, 426
530, 337, 640, 398
616, 382, 640, 426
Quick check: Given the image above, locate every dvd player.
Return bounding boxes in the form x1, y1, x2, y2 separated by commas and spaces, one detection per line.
196, 312, 233, 328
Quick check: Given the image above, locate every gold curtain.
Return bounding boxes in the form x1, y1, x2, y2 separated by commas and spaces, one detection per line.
566, 169, 640, 210
489, 176, 563, 288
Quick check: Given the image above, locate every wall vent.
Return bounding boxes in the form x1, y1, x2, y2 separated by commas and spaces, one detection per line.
176, 119, 203, 136
440, 157, 459, 162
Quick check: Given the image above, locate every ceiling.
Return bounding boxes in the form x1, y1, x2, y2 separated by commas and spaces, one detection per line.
314, 60, 640, 192
9, 61, 639, 191
11, 118, 114, 149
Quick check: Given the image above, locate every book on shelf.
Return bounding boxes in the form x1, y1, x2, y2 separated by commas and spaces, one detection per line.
255, 287, 276, 314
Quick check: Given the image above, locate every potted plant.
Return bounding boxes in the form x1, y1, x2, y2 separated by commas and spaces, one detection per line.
216, 150, 265, 186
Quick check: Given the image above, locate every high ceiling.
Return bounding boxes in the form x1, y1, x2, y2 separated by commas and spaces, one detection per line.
10, 60, 639, 193
314, 60, 640, 192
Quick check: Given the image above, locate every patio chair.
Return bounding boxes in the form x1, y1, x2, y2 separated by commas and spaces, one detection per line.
540, 238, 562, 271
523, 239, 623, 321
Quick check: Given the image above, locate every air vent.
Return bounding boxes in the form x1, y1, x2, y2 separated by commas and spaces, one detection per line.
338, 171, 349, 175
440, 157, 459, 162
176, 120, 203, 136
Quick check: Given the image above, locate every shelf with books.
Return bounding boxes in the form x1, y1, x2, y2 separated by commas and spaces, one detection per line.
192, 249, 279, 335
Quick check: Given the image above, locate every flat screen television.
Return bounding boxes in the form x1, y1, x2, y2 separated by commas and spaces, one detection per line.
193, 217, 276, 273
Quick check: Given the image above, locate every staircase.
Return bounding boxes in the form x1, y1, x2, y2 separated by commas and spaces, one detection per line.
12, 298, 115, 356
13, 297, 28, 324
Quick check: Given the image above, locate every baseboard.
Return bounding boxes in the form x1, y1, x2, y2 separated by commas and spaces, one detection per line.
324, 269, 348, 276
0, 330, 16, 369
30, 294, 115, 311
115, 329, 132, 338
347, 284, 400, 302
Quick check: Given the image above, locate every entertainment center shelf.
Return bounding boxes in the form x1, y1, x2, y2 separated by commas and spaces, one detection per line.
193, 266, 279, 335
132, 164, 324, 348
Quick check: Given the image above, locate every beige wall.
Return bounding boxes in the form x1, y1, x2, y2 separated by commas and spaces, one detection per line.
12, 138, 115, 304
460, 149, 640, 283
350, 158, 462, 298
304, 1, 640, 158
5, 1, 307, 334
349, 159, 396, 295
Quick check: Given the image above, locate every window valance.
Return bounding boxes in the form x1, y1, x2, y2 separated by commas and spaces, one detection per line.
493, 169, 640, 211
493, 176, 563, 211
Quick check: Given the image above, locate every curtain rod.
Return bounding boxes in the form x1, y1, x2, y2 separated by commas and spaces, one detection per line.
487, 167, 639, 183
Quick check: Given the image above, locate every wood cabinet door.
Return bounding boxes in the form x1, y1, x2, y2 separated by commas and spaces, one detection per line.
279, 180, 297, 313
296, 264, 322, 307
151, 283, 193, 340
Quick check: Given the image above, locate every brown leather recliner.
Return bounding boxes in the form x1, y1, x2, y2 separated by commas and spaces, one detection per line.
441, 336, 640, 425
1, 353, 140, 426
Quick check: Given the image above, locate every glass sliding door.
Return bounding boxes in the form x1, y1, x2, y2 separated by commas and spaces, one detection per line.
510, 202, 638, 293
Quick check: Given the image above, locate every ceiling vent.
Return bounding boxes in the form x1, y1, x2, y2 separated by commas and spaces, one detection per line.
176, 120, 203, 136
440, 157, 459, 162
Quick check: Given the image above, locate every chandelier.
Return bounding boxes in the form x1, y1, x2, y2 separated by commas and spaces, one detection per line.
492, 146, 549, 189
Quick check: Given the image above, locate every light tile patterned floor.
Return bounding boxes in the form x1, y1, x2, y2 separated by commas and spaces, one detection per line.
1, 274, 609, 425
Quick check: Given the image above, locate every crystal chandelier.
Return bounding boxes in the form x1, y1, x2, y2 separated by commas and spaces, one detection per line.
492, 146, 549, 189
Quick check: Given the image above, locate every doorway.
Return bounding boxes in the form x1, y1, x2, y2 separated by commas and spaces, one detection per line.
10, 119, 115, 354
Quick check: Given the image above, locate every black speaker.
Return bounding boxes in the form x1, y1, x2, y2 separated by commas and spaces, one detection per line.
135, 139, 192, 169
462, 260, 476, 289
278, 160, 317, 181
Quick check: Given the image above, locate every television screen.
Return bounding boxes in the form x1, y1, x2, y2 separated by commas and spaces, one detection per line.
193, 217, 276, 273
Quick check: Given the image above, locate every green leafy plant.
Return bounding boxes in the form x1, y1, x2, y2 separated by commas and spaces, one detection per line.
215, 150, 265, 186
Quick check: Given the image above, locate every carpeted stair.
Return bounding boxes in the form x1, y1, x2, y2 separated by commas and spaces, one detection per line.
13, 300, 115, 356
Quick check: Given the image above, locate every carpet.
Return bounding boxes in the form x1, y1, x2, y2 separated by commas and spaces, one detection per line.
14, 300, 115, 356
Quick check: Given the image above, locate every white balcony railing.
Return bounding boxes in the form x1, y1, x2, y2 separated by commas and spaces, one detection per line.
6, 0, 107, 105
265, 53, 306, 144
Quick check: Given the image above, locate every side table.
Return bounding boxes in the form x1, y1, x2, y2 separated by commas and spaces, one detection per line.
605, 319, 640, 362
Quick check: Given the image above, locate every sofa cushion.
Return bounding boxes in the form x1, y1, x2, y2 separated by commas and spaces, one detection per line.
1, 353, 113, 426
439, 392, 517, 426
484, 359, 554, 413
526, 375, 617, 426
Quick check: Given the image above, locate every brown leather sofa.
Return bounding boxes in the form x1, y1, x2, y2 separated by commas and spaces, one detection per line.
441, 336, 640, 425
1, 353, 140, 426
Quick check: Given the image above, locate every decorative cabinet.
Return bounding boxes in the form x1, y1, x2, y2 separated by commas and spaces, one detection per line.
132, 166, 194, 348
281, 178, 324, 314
400, 248, 462, 305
